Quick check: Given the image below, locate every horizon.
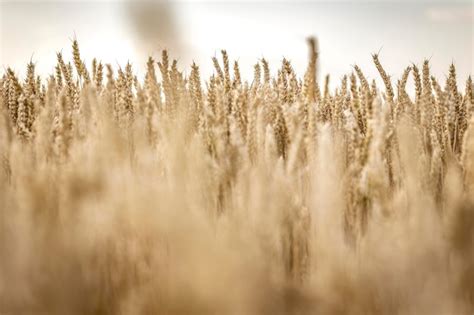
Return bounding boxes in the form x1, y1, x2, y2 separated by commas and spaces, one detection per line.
1, 1, 472, 89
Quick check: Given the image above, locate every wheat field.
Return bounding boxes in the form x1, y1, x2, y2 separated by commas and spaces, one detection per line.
0, 38, 473, 314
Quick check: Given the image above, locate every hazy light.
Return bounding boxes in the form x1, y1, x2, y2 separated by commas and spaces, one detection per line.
1, 1, 472, 88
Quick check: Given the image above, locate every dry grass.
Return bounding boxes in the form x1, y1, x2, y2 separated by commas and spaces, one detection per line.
0, 38, 473, 315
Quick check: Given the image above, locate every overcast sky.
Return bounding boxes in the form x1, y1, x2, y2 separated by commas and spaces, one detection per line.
1, 0, 472, 89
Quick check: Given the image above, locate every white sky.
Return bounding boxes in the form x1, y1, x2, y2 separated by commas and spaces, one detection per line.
1, 1, 472, 89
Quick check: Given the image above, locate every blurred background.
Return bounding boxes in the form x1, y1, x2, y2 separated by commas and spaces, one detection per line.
0, 0, 472, 86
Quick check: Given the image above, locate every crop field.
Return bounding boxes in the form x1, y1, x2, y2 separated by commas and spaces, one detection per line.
0, 37, 473, 314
